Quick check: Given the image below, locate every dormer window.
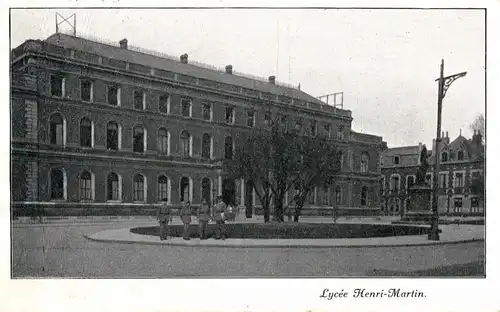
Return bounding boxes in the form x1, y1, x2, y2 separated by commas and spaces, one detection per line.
441, 152, 448, 163
393, 156, 400, 165
457, 150, 464, 161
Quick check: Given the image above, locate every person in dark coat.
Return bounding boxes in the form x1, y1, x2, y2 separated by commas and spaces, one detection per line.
197, 198, 211, 239
180, 201, 192, 240
213, 196, 227, 240
156, 198, 171, 240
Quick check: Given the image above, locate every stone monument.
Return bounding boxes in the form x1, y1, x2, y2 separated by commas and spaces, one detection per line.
403, 146, 433, 222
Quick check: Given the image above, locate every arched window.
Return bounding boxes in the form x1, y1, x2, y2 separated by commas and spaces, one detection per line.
361, 186, 368, 206
107, 122, 119, 151
457, 150, 464, 161
441, 151, 448, 162
79, 170, 93, 200
133, 126, 145, 153
107, 172, 121, 201
335, 185, 342, 205
202, 133, 211, 159
201, 178, 211, 204
360, 152, 369, 173
80, 118, 92, 148
180, 177, 190, 203
133, 174, 145, 201
49, 113, 64, 145
158, 128, 169, 155
158, 175, 169, 201
180, 130, 191, 157
407, 175, 415, 189
224, 136, 233, 159
50, 168, 65, 200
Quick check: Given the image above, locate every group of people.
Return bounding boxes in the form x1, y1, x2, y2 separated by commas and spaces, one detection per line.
156, 196, 232, 241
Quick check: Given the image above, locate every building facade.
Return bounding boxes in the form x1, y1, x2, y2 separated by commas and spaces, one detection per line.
380, 132, 485, 216
11, 32, 386, 217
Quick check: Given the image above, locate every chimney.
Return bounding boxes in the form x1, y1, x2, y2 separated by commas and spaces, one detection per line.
119, 38, 128, 49
476, 130, 483, 146
446, 131, 449, 138
418, 142, 422, 165
180, 54, 188, 64
268, 75, 276, 84
225, 65, 233, 74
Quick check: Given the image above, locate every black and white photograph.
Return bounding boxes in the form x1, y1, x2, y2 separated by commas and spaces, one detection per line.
5, 3, 498, 310
9, 6, 487, 279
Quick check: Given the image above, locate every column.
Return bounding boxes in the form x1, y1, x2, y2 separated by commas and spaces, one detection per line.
218, 175, 222, 196
240, 179, 245, 209
235, 179, 241, 207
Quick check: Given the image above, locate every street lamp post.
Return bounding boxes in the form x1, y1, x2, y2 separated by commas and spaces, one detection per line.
428, 59, 466, 241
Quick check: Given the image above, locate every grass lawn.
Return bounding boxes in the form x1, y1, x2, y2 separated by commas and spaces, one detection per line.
369, 259, 485, 277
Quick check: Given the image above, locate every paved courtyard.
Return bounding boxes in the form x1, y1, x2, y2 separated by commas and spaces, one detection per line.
12, 219, 485, 277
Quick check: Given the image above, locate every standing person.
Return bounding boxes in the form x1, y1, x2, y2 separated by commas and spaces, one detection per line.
156, 198, 171, 240
213, 196, 227, 240
197, 198, 211, 239
180, 201, 192, 240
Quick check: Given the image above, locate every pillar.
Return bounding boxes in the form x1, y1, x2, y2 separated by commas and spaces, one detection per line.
240, 179, 245, 208
218, 175, 222, 196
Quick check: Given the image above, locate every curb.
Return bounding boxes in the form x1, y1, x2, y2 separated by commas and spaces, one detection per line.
83, 233, 485, 249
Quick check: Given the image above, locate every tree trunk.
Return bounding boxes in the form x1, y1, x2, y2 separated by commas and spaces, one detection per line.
275, 199, 284, 222
293, 198, 305, 222
263, 204, 270, 223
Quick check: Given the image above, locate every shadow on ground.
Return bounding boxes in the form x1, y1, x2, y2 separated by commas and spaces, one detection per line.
367, 258, 485, 277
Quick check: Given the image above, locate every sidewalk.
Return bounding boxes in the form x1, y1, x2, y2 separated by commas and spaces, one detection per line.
85, 223, 484, 248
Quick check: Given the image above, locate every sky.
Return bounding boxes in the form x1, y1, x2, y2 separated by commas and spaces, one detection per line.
10, 8, 485, 148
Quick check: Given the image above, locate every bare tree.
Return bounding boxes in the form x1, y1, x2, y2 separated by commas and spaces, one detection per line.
469, 113, 485, 142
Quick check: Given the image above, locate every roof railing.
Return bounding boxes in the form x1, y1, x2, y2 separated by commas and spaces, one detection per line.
57, 30, 298, 90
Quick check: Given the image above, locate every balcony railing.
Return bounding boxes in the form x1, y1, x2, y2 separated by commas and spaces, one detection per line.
454, 187, 464, 194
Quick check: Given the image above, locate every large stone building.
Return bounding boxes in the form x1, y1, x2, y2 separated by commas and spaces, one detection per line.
380, 131, 485, 216
11, 32, 386, 217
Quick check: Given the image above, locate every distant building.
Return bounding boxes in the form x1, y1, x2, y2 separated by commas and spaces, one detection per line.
11, 32, 386, 218
381, 131, 485, 216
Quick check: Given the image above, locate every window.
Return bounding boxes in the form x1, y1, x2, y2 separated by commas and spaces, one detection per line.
225, 106, 235, 124
107, 172, 121, 201
453, 197, 463, 213
107, 85, 120, 106
202, 102, 212, 121
360, 152, 369, 173
79, 171, 93, 200
80, 80, 93, 102
201, 133, 211, 159
457, 150, 464, 161
79, 118, 93, 148
180, 177, 190, 203
264, 113, 271, 127
407, 176, 415, 189
361, 186, 368, 206
107, 122, 119, 151
247, 110, 255, 127
50, 75, 65, 97
426, 173, 432, 187
441, 152, 448, 162
336, 126, 344, 140
50, 168, 65, 200
439, 173, 447, 190
471, 197, 479, 212
335, 185, 342, 205
133, 174, 145, 202
295, 118, 302, 132
181, 98, 192, 117
49, 113, 65, 146
393, 156, 400, 165
323, 124, 331, 138
201, 178, 211, 204
180, 130, 191, 157
225, 136, 233, 159
455, 172, 464, 193
310, 121, 317, 136
134, 90, 145, 110
391, 175, 400, 192
158, 175, 169, 202
158, 128, 169, 155
159, 94, 170, 114
133, 126, 145, 153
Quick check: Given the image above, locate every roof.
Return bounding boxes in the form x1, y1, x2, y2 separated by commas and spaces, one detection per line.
44, 33, 327, 106
382, 145, 420, 156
